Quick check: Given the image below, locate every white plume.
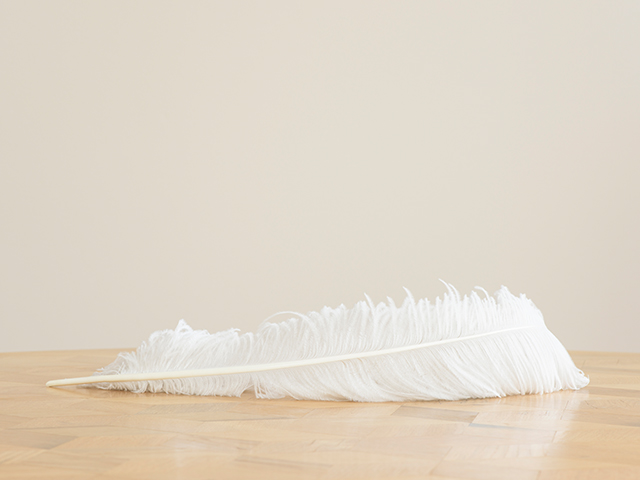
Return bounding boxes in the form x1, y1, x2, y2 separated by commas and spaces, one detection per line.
84, 284, 588, 402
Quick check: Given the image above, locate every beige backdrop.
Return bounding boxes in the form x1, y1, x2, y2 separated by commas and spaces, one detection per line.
1, 1, 639, 353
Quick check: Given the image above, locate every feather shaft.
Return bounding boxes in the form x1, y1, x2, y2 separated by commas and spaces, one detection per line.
46, 325, 535, 388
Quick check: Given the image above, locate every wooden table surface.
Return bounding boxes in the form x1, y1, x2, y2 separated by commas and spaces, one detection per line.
1, 350, 639, 479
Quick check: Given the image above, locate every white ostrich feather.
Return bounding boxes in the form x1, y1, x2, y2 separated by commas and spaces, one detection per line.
47, 284, 589, 402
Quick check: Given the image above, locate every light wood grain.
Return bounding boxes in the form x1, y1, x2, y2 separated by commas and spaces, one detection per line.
0, 349, 639, 479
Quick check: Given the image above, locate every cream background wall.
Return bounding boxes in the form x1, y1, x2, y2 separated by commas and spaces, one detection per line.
1, 1, 638, 353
